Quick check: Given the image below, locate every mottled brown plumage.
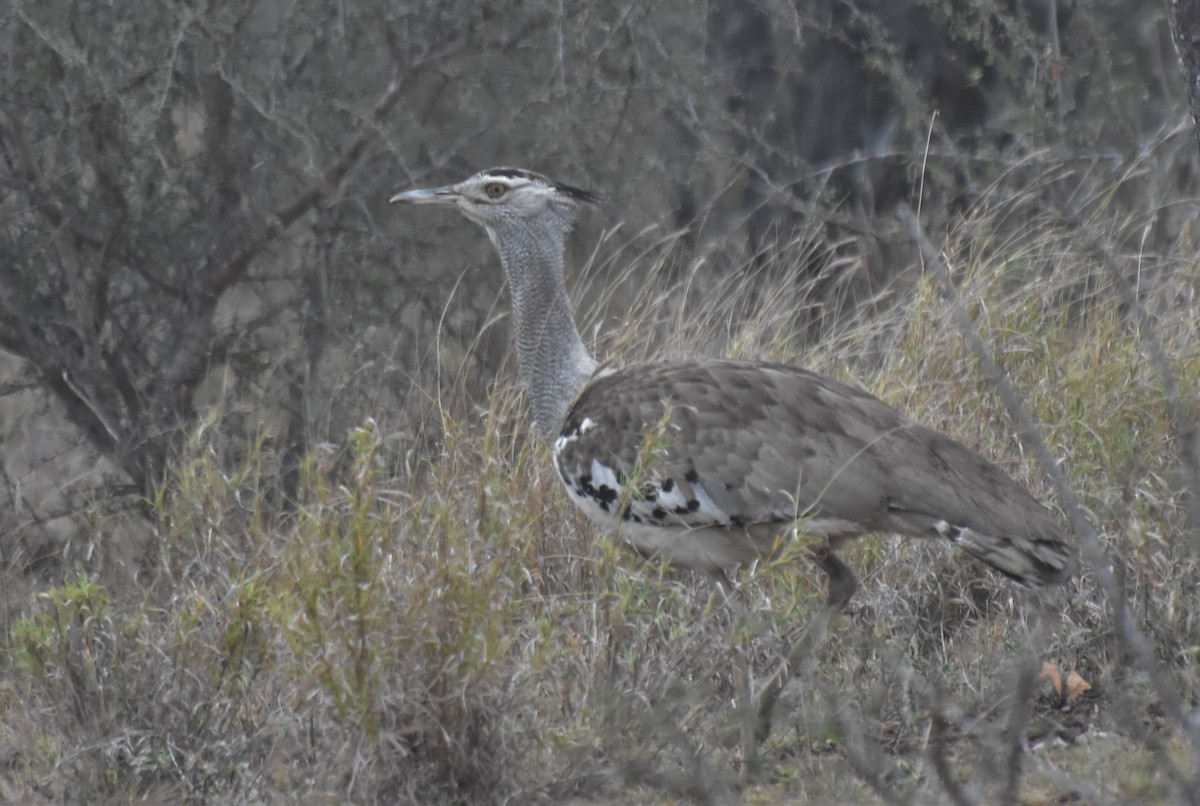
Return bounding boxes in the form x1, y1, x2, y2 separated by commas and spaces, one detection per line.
554, 360, 1073, 602
392, 168, 1076, 606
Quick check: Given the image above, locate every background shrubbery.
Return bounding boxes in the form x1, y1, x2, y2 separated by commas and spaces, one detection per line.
2, 1, 1200, 803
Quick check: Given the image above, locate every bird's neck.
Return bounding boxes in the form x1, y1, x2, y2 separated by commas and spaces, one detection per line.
489, 222, 597, 437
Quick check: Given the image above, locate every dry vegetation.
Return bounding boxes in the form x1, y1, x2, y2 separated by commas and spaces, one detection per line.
3, 1, 1200, 803
3, 142, 1200, 804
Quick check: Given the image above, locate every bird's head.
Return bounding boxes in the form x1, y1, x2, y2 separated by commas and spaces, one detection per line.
390, 167, 596, 234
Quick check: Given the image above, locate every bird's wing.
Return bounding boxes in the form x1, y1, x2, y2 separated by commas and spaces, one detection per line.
552, 359, 1074, 584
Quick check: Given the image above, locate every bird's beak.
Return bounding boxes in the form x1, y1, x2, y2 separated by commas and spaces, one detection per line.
389, 185, 459, 205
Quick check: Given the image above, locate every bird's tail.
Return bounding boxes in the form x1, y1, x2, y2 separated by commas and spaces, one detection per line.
941, 522, 1076, 586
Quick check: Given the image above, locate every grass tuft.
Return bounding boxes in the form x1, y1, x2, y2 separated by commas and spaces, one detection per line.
3, 155, 1200, 803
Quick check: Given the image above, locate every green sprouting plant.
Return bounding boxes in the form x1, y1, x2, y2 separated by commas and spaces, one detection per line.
11, 572, 110, 673
277, 417, 530, 759
280, 421, 389, 737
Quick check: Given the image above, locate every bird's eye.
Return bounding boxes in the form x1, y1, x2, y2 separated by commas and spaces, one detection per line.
484, 182, 507, 199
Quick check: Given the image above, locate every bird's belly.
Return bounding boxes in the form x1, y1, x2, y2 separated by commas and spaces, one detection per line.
563, 484, 779, 571
620, 522, 768, 571
556, 467, 868, 572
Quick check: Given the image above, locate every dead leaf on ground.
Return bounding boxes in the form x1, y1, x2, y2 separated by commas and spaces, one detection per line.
1040, 661, 1092, 702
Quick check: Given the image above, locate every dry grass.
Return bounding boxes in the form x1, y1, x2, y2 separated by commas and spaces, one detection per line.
3, 148, 1200, 804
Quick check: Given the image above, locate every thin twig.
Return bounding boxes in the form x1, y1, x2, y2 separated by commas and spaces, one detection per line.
831, 697, 913, 806
928, 683, 979, 806
1107, 233, 1200, 549
61, 371, 125, 445
1001, 655, 1038, 806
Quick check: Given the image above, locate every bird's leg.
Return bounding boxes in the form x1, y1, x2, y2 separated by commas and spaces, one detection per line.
750, 547, 855, 754
817, 548, 859, 612
703, 568, 740, 610
751, 604, 834, 749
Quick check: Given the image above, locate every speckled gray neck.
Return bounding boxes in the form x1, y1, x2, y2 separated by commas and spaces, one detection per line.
485, 214, 596, 437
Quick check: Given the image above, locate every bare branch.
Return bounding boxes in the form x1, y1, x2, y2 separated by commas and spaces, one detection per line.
61, 371, 125, 445
152, 73, 408, 414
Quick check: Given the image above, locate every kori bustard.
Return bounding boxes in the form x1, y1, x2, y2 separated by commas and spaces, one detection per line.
391, 167, 1075, 607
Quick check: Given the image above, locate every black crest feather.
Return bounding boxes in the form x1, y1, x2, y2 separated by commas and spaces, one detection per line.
486, 167, 598, 204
